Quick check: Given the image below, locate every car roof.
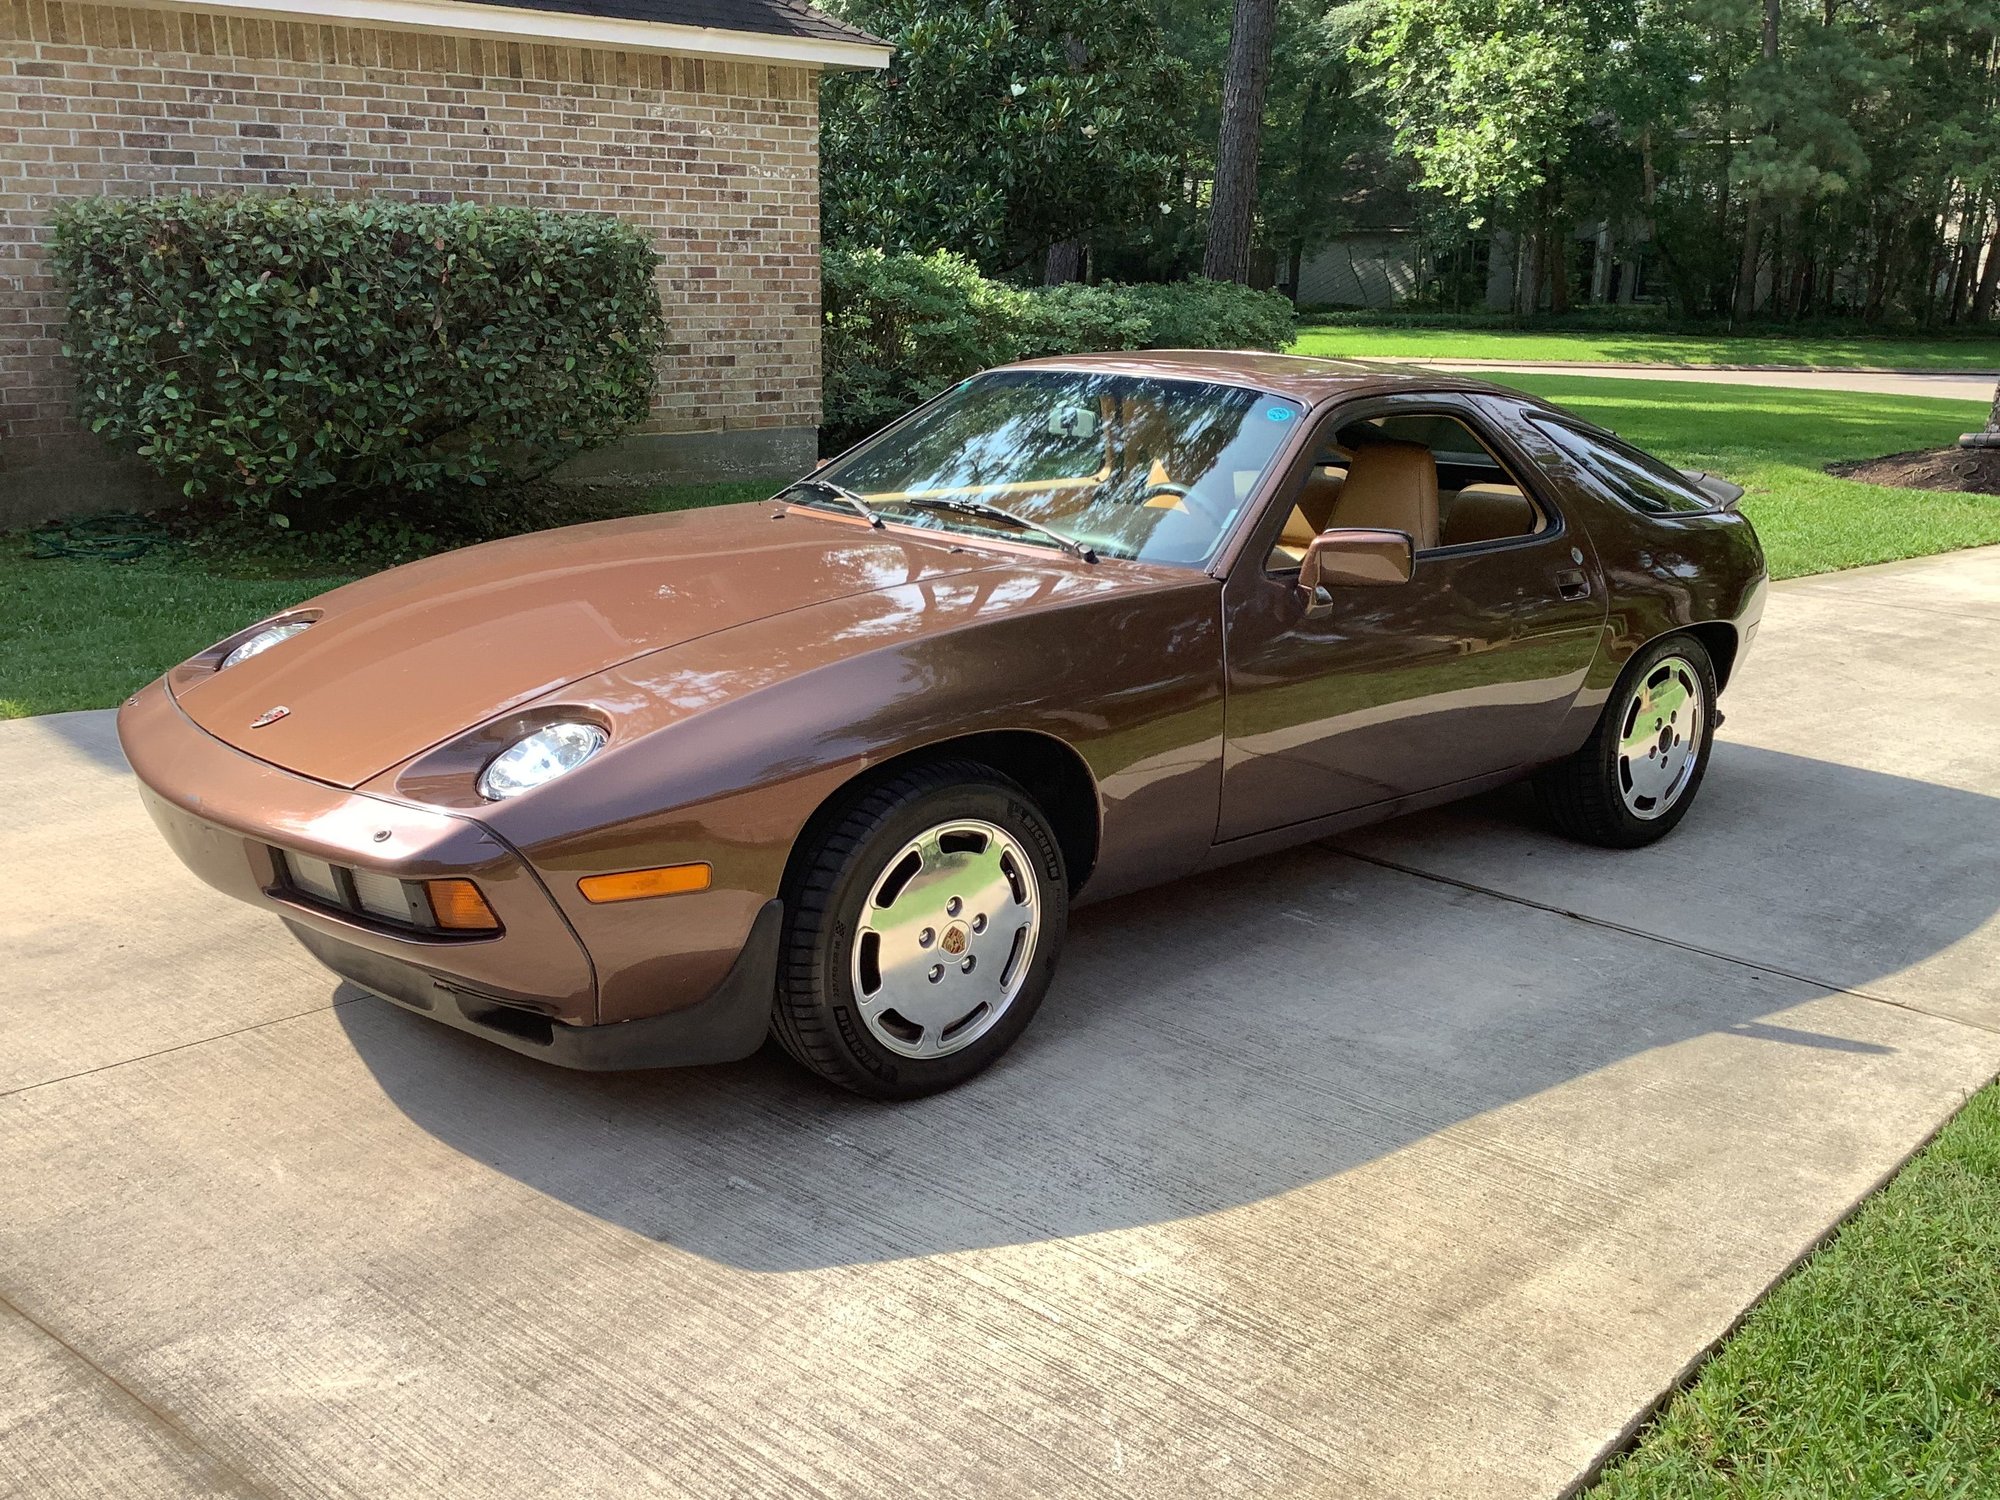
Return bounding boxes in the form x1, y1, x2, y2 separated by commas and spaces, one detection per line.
999, 349, 1544, 407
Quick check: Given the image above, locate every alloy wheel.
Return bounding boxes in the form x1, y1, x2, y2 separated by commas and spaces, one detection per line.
1617, 655, 1705, 820
849, 818, 1042, 1059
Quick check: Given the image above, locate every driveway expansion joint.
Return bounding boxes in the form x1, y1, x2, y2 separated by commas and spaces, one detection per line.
0, 1290, 282, 1500
0, 994, 360, 1102
1329, 845, 2000, 1040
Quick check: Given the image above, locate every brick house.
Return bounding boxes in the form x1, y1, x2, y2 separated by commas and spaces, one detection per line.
0, 0, 889, 525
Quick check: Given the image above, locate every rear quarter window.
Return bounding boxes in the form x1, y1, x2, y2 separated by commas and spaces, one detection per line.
1528, 417, 1717, 516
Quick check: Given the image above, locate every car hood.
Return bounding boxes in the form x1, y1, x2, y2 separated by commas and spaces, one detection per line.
171, 503, 1001, 787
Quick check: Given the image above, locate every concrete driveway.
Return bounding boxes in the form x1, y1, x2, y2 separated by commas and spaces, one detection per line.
7, 548, 2000, 1499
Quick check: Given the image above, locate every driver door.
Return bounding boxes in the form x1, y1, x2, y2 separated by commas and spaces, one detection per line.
1217, 393, 1606, 842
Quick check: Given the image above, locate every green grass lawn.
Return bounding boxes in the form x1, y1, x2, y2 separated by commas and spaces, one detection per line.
4, 382, 1994, 718
1500, 375, 1995, 579
1291, 325, 2000, 371
0, 479, 772, 719
1590, 1081, 2000, 1498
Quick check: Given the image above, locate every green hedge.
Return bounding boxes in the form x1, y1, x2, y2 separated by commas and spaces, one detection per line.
52, 195, 667, 520
822, 248, 1298, 449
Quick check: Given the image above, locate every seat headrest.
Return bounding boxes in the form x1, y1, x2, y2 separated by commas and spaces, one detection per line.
1442, 483, 1536, 546
1327, 439, 1438, 551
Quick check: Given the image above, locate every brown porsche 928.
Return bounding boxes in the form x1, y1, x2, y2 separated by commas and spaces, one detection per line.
122, 353, 1766, 1097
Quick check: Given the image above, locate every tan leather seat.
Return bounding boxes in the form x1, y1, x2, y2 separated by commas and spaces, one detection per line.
1441, 482, 1537, 546
1325, 439, 1438, 551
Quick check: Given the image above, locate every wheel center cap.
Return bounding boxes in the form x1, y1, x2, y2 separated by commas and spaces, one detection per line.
939, 923, 969, 957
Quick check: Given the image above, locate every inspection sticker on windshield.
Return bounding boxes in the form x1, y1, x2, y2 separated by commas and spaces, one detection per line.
1266, 406, 1296, 422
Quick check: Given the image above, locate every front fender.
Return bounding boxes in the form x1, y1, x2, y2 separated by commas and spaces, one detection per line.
375, 563, 1225, 1023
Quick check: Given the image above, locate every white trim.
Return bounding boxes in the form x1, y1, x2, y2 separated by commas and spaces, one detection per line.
165, 0, 893, 69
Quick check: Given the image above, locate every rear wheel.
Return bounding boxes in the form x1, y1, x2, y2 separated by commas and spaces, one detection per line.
1535, 634, 1717, 849
774, 762, 1068, 1099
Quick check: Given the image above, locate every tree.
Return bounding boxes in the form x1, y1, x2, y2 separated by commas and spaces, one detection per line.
1731, 0, 1782, 318
821, 0, 1194, 280
1259, 1, 1383, 300
1358, 0, 1650, 311
1203, 0, 1279, 282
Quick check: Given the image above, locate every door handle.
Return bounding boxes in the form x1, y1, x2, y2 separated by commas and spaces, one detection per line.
1554, 568, 1591, 600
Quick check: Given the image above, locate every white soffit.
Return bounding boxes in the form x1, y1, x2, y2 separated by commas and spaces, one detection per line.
165, 0, 892, 69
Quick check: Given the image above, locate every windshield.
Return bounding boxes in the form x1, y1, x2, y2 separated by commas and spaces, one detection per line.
802, 371, 1306, 566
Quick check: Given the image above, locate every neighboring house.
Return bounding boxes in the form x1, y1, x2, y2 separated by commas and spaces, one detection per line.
1290, 223, 1659, 313
0, 0, 889, 526
1292, 230, 1419, 310
1279, 168, 1423, 311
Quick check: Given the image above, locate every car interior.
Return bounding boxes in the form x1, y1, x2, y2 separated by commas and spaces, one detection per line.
840, 385, 1299, 565
1267, 411, 1546, 569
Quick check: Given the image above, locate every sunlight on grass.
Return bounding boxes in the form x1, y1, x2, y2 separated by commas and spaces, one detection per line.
1291, 326, 2000, 372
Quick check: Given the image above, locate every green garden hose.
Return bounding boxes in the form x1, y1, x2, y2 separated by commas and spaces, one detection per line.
27, 512, 168, 562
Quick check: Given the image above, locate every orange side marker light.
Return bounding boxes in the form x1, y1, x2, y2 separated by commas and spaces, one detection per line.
578, 863, 713, 904
425, 878, 502, 931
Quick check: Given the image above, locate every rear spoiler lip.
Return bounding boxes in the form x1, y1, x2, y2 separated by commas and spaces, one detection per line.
1680, 469, 1746, 511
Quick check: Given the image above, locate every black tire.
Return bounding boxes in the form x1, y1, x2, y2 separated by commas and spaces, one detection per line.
773, 760, 1069, 1099
1534, 633, 1718, 849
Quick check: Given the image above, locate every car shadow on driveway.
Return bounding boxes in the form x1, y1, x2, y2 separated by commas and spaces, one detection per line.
334, 743, 1996, 1273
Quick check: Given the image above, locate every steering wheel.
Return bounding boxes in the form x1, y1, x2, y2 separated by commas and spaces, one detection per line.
1141, 479, 1233, 529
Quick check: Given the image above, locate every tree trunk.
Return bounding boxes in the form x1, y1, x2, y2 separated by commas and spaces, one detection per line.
1044, 240, 1085, 286
1972, 218, 2000, 323
1864, 230, 1892, 323
1732, 0, 1781, 322
1202, 0, 1277, 284
1734, 199, 1764, 320
1284, 76, 1323, 307
1947, 199, 1987, 323
1547, 225, 1571, 314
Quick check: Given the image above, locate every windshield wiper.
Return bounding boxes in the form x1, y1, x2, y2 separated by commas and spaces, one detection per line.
783, 476, 884, 528
886, 497, 1098, 563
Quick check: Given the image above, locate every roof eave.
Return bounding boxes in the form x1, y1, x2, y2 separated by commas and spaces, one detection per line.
164, 0, 894, 68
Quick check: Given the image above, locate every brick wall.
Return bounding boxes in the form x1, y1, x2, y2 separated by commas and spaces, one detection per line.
0, 0, 823, 521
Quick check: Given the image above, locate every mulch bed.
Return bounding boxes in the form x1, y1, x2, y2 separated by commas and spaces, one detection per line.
1829, 444, 2000, 496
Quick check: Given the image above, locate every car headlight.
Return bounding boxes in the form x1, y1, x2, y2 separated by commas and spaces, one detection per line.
477, 722, 608, 801
220, 621, 312, 669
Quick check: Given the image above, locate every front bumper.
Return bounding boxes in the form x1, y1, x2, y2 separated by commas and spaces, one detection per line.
288, 902, 778, 1070
118, 680, 773, 1070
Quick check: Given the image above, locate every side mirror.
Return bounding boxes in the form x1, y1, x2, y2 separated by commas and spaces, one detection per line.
1299, 528, 1414, 615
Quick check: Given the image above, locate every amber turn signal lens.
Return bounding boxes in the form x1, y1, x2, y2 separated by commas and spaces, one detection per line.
577, 863, 712, 904
424, 878, 501, 931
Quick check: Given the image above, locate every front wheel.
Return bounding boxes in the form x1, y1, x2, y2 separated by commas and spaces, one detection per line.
773, 762, 1068, 1099
1535, 634, 1718, 848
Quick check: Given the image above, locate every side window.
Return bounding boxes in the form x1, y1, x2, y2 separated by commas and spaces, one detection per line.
1264, 407, 1546, 571
1530, 418, 1715, 516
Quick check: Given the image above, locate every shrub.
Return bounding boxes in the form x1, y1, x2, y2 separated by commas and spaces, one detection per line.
1019, 282, 1157, 356
821, 247, 1033, 448
1114, 279, 1298, 352
52, 194, 666, 521
822, 249, 1301, 449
